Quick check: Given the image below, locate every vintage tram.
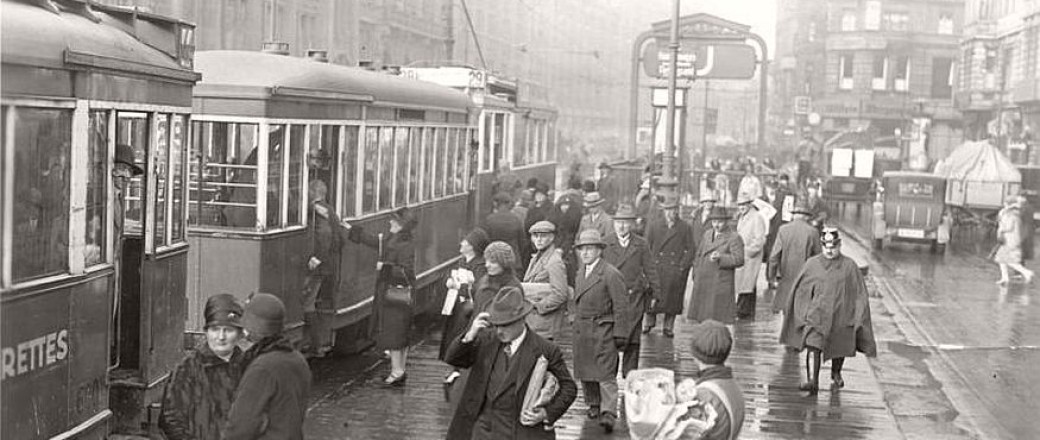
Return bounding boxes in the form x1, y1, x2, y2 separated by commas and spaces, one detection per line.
1, 0, 198, 438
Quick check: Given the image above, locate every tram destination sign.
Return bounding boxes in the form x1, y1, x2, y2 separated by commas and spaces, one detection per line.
642, 41, 757, 80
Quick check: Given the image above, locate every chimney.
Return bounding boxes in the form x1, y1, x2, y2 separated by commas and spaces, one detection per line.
306, 49, 329, 63
261, 42, 290, 56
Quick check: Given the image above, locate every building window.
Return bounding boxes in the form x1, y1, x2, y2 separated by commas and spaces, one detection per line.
839, 54, 855, 90
808, 22, 817, 42
931, 57, 954, 98
841, 10, 857, 31
864, 1, 882, 30
882, 12, 909, 31
894, 56, 910, 91
938, 13, 954, 34
872, 55, 888, 90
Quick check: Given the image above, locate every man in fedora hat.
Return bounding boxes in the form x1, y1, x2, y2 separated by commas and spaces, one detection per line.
734, 193, 768, 320
603, 203, 659, 376
767, 199, 822, 314
779, 228, 876, 395
580, 191, 615, 240
687, 206, 744, 325
444, 286, 577, 439
572, 229, 629, 432
645, 195, 696, 337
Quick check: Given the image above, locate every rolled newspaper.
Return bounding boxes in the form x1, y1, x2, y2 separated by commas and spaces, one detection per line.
521, 355, 558, 414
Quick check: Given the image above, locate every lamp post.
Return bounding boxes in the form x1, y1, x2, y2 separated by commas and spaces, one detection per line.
659, 0, 681, 201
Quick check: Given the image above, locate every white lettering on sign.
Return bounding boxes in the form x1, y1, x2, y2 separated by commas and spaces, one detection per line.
1, 329, 69, 380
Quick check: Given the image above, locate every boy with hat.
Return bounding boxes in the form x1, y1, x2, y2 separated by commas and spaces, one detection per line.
224, 293, 312, 440
767, 199, 822, 313
572, 229, 629, 432
603, 204, 659, 376
160, 294, 245, 440
645, 196, 697, 336
445, 287, 577, 439
779, 228, 877, 395
687, 320, 746, 440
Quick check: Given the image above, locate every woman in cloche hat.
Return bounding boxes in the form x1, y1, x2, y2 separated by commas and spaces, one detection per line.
160, 294, 245, 440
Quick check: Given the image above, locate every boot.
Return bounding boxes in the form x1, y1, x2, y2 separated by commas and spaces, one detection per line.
799, 349, 820, 395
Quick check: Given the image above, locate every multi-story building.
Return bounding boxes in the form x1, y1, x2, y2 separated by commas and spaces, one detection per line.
958, 0, 1040, 164
775, 0, 965, 167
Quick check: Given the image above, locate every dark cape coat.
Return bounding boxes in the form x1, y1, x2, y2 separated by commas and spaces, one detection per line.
687, 229, 744, 324
646, 216, 696, 315
779, 254, 877, 360
572, 259, 629, 381
159, 344, 243, 440
444, 328, 577, 440
767, 219, 821, 312
603, 233, 660, 342
347, 226, 416, 350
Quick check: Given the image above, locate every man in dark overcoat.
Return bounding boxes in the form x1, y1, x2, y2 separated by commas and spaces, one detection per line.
444, 287, 577, 440
767, 201, 821, 313
301, 179, 343, 357
602, 204, 660, 376
572, 229, 630, 433
485, 191, 526, 271
645, 197, 696, 337
687, 206, 744, 325
779, 228, 876, 395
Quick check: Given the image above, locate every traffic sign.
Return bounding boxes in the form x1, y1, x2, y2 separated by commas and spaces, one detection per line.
642, 41, 756, 80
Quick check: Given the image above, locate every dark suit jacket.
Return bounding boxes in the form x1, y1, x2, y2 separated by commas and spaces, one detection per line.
603, 234, 659, 340
445, 328, 577, 440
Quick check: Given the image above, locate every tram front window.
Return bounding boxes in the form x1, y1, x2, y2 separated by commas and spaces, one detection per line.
117, 113, 148, 235
10, 107, 72, 283
191, 121, 259, 229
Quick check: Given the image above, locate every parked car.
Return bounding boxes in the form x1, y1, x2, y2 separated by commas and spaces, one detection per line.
872, 171, 951, 253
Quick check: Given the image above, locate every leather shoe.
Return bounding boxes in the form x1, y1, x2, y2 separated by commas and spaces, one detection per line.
663, 328, 675, 338
383, 372, 407, 387
831, 373, 845, 389
798, 381, 818, 395
599, 411, 617, 433
585, 405, 601, 419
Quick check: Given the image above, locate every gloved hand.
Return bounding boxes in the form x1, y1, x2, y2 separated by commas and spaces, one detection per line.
614, 337, 627, 350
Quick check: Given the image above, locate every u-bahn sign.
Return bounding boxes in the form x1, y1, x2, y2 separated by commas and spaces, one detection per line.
642, 41, 756, 80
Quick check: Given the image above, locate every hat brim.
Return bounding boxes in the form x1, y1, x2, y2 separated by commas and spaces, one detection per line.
791, 209, 813, 215
488, 302, 534, 326
574, 240, 607, 248
584, 200, 605, 207
613, 214, 638, 220
205, 319, 244, 329
708, 215, 730, 221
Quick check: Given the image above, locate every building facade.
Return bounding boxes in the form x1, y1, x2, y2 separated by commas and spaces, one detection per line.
958, 0, 1040, 164
775, 0, 965, 168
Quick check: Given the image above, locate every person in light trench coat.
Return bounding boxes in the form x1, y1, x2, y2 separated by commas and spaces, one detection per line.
687, 206, 744, 325
523, 221, 571, 341
734, 194, 768, 319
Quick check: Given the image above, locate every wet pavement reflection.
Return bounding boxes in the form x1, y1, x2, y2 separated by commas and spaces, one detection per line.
834, 201, 1040, 439
304, 281, 899, 439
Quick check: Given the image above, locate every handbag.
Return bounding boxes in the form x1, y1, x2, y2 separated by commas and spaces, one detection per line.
379, 233, 413, 307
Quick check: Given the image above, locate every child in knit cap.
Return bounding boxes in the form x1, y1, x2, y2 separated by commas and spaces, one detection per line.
687, 320, 745, 440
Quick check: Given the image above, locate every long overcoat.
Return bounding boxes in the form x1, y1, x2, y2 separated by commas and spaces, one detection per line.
159, 344, 243, 440
523, 245, 570, 340
348, 226, 415, 350
444, 328, 578, 440
687, 229, 744, 324
646, 217, 697, 315
766, 219, 821, 312
779, 254, 877, 360
485, 211, 526, 270
734, 209, 768, 294
602, 234, 660, 342
223, 337, 311, 440
687, 206, 712, 252
572, 259, 629, 381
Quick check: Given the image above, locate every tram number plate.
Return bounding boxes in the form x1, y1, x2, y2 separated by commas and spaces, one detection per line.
898, 228, 924, 239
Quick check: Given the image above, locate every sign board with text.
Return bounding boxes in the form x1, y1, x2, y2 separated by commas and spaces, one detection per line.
642, 42, 757, 80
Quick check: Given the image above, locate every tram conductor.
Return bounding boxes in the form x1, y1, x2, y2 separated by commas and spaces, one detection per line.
301, 180, 343, 357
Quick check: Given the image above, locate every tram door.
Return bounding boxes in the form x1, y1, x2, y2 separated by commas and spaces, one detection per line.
111, 112, 147, 371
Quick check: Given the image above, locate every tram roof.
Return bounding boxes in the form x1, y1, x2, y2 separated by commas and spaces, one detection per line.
195, 51, 473, 112
1, 0, 197, 83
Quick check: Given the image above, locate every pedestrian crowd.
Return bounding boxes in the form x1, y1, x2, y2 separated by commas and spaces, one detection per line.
156, 164, 886, 440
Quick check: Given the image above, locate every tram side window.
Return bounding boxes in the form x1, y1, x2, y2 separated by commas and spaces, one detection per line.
286, 124, 305, 227
85, 111, 109, 266
117, 113, 148, 234
493, 113, 506, 171
394, 127, 409, 207
378, 127, 394, 211
454, 128, 467, 194
408, 127, 422, 204
170, 116, 187, 243
362, 127, 379, 214
547, 121, 556, 162
190, 121, 259, 229
10, 107, 72, 283
153, 115, 170, 245
423, 128, 436, 201
435, 128, 447, 198
341, 126, 359, 218
310, 125, 339, 212
481, 115, 493, 172
266, 124, 286, 228
534, 120, 545, 164
514, 119, 527, 167
446, 129, 458, 195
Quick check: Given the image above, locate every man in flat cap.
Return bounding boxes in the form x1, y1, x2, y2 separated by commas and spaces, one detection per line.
779, 228, 876, 395
523, 221, 570, 341
445, 287, 577, 439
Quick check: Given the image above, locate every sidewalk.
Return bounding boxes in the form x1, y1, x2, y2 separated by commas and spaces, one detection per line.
305, 290, 901, 439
